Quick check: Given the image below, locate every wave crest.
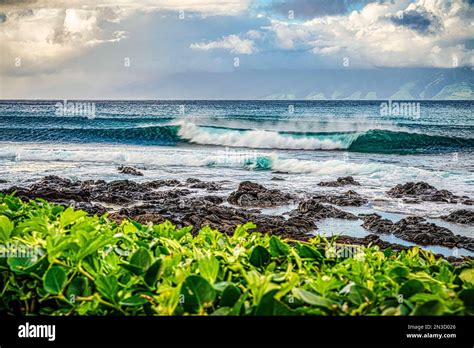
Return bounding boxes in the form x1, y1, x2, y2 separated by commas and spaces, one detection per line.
1, 120, 472, 154
177, 121, 351, 150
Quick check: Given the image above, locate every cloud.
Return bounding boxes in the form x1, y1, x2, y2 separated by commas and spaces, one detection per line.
0, 7, 127, 74
0, 0, 251, 74
389, 8, 442, 34
0, 0, 251, 16
190, 34, 256, 54
265, 0, 376, 18
264, 0, 474, 67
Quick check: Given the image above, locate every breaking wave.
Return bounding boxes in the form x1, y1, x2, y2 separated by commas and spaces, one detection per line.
1, 120, 472, 154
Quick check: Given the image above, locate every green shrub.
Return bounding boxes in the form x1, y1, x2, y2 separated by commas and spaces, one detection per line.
0, 193, 472, 316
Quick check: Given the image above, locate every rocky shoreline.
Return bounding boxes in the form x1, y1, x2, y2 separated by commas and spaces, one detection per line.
2, 173, 473, 262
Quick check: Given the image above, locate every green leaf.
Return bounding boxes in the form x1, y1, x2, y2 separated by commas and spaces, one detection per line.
119, 262, 144, 275
130, 247, 152, 270
95, 275, 119, 303
4, 196, 21, 211
198, 255, 220, 284
213, 281, 231, 292
229, 293, 248, 316
211, 307, 232, 316
123, 222, 139, 234
8, 255, 47, 276
233, 222, 256, 239
66, 276, 89, 301
16, 217, 48, 234
383, 248, 393, 257
59, 207, 87, 227
348, 285, 375, 306
180, 275, 216, 314
269, 236, 290, 257
220, 284, 241, 308
459, 289, 474, 308
399, 279, 424, 299
254, 290, 293, 316
459, 268, 473, 285
76, 234, 111, 260
249, 245, 271, 268
413, 300, 445, 316
0, 215, 14, 243
43, 266, 67, 295
389, 266, 409, 281
292, 288, 336, 310
144, 259, 162, 287
296, 244, 324, 261
7, 256, 35, 274
120, 295, 148, 306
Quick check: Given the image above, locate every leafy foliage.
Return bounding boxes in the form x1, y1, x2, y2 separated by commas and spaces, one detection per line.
0, 193, 472, 316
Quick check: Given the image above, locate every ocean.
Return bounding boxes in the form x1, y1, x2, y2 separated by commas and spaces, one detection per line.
0, 100, 473, 256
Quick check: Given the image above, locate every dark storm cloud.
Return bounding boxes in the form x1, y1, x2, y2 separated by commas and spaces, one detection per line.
265, 0, 376, 18
389, 9, 442, 34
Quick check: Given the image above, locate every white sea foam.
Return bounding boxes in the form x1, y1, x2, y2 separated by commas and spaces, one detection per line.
176, 121, 355, 150
1, 142, 472, 200
268, 157, 386, 175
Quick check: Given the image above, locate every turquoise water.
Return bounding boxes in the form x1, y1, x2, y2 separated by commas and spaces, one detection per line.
1, 100, 473, 153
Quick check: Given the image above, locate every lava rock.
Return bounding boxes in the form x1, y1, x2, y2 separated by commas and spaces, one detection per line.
387, 182, 473, 204
227, 181, 294, 207
290, 200, 357, 220
392, 216, 474, 251
2, 176, 192, 205
145, 179, 182, 188
312, 190, 368, 207
118, 165, 143, 176
186, 178, 222, 191
317, 176, 361, 187
441, 209, 474, 225
359, 213, 394, 234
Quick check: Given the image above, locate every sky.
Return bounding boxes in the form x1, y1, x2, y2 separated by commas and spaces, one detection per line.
0, 0, 473, 99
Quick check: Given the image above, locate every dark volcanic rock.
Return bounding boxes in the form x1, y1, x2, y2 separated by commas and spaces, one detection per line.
130, 213, 165, 225
271, 176, 285, 181
186, 178, 222, 191
200, 195, 225, 205
312, 190, 368, 207
120, 196, 314, 239
359, 213, 393, 234
118, 165, 143, 176
2, 175, 192, 205
387, 182, 473, 204
145, 179, 182, 188
290, 200, 357, 220
441, 209, 474, 225
60, 200, 107, 216
392, 216, 474, 251
317, 176, 360, 187
184, 206, 314, 239
358, 213, 474, 252
6, 176, 89, 202
227, 181, 294, 207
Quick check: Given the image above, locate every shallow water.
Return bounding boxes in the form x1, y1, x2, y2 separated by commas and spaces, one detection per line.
313, 217, 474, 257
